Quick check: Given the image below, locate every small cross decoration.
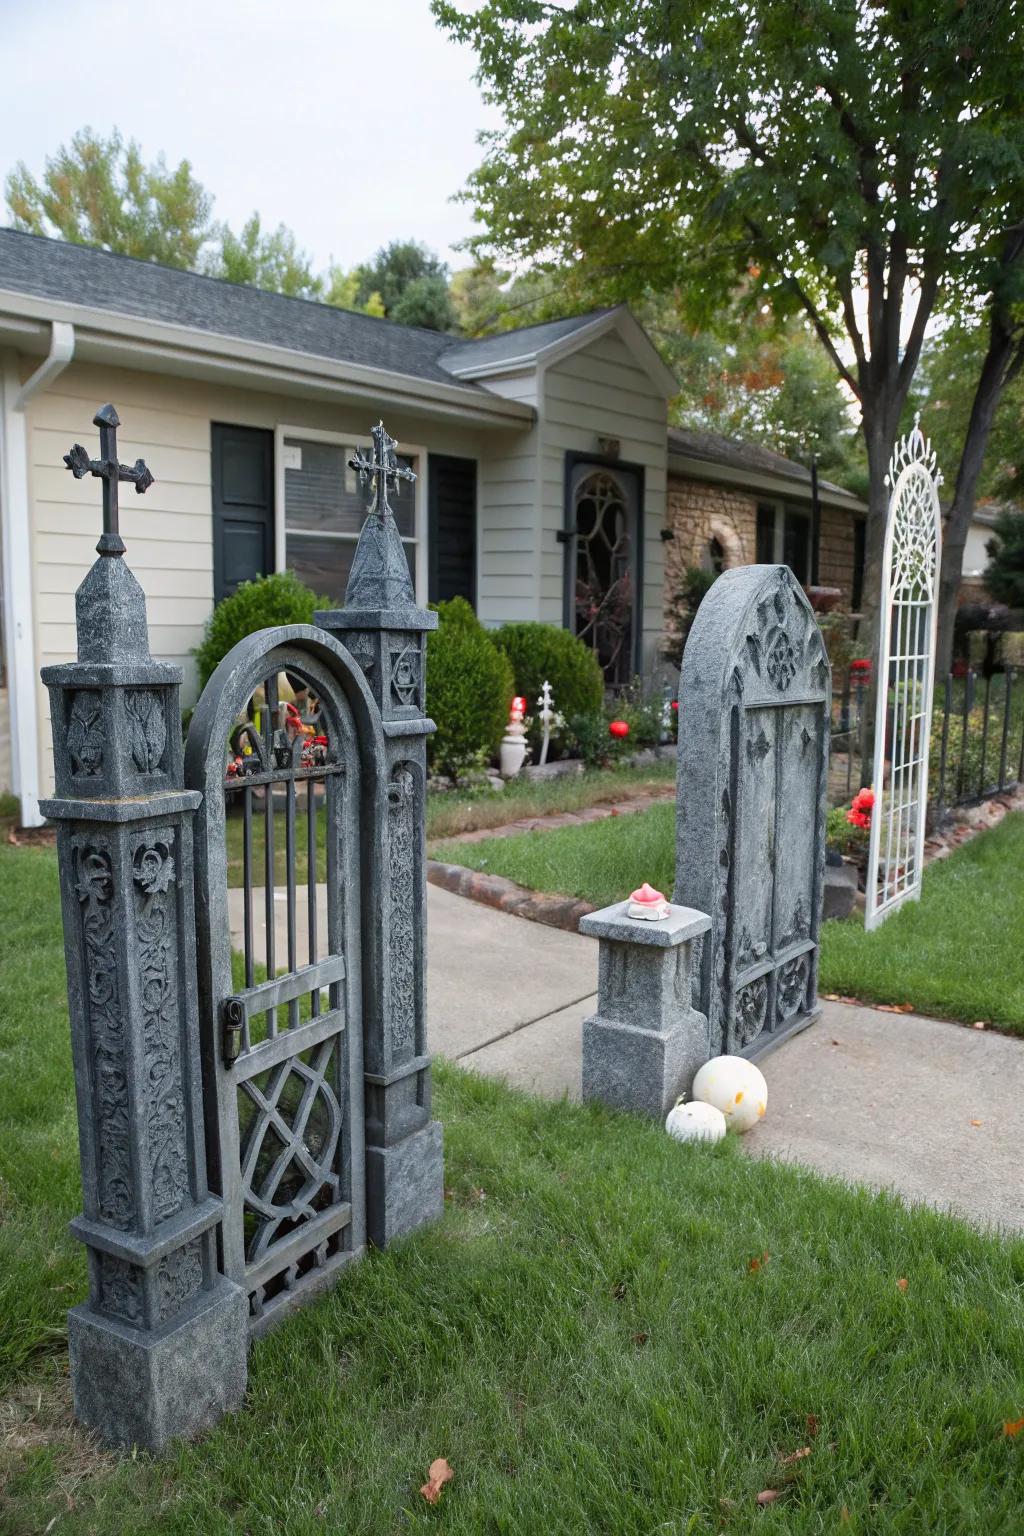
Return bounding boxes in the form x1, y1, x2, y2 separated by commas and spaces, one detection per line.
348, 420, 416, 520
64, 403, 154, 556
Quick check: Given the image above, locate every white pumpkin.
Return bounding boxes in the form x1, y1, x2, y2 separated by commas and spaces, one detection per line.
691, 1056, 767, 1133
664, 1098, 727, 1144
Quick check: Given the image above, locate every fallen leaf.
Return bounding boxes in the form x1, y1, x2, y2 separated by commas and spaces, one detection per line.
970, 1120, 983, 1128
756, 1489, 781, 1506
806, 1413, 820, 1438
779, 1446, 812, 1466
897, 1277, 908, 1292
748, 1252, 771, 1272
876, 1002, 914, 1014
840, 1508, 850, 1524
420, 1458, 454, 1505
632, 1331, 649, 1347
973, 1021, 987, 1030
831, 1039, 841, 1046
1003, 1417, 1024, 1438
824, 993, 840, 1001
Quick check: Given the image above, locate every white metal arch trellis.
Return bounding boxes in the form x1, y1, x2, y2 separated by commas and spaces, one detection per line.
865, 417, 943, 929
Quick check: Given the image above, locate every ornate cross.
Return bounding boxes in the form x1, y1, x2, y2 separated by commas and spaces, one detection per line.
64, 403, 154, 556
348, 420, 416, 519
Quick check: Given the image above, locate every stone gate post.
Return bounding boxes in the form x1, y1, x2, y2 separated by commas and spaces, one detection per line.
41, 406, 247, 1451
316, 422, 444, 1247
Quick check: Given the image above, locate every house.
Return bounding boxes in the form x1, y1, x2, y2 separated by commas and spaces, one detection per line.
0, 228, 868, 827
664, 428, 867, 629
0, 228, 680, 824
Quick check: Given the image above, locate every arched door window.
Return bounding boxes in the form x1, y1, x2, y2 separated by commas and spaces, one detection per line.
570, 466, 639, 687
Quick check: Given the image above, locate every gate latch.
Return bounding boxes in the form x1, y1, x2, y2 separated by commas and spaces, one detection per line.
221, 998, 245, 1065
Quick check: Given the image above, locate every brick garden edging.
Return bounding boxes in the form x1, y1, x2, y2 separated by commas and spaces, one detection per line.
426, 859, 596, 933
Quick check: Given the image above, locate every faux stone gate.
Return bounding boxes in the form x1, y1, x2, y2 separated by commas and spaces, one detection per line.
45, 407, 443, 1451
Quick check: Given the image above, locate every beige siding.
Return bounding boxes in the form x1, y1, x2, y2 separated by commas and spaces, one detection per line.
22, 358, 513, 798
542, 330, 668, 675
476, 370, 542, 628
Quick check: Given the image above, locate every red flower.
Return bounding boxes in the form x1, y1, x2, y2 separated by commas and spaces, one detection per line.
846, 787, 874, 830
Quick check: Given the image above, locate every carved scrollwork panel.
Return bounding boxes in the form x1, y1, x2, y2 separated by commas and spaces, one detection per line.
387, 765, 418, 1055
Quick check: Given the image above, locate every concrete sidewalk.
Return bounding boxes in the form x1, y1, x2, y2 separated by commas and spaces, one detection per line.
229, 883, 1024, 1234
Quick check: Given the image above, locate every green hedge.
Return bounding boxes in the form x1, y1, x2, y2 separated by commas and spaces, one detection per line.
492, 623, 604, 751
426, 598, 514, 781
193, 571, 329, 689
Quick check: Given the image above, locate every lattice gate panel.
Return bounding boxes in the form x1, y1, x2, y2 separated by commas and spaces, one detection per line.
865, 420, 942, 930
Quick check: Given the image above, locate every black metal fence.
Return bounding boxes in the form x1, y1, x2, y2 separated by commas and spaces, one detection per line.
828, 665, 1024, 818
932, 667, 1023, 818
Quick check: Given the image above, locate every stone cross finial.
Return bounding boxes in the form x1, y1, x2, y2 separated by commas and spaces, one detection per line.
348, 421, 416, 520
64, 404, 155, 556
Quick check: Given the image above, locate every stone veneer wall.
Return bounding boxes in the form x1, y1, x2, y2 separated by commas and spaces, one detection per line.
817, 505, 858, 600
664, 477, 758, 631
665, 474, 863, 643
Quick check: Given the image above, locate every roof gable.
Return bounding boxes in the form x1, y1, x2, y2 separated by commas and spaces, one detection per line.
441, 305, 677, 397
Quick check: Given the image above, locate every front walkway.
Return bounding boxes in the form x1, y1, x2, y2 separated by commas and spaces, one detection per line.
229, 883, 1024, 1234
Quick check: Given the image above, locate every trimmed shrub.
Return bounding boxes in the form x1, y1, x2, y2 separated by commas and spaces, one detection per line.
194, 571, 329, 689
426, 597, 514, 782
492, 623, 604, 753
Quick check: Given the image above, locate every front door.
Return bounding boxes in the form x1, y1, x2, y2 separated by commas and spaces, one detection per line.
564, 458, 642, 687
212, 424, 274, 602
428, 454, 477, 606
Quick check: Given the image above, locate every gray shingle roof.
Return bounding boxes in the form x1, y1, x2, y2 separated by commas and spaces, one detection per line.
440, 310, 615, 375
668, 425, 858, 502
0, 226, 471, 388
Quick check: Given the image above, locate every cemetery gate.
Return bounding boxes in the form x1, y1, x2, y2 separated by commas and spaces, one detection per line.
46, 405, 443, 1451
185, 629, 378, 1333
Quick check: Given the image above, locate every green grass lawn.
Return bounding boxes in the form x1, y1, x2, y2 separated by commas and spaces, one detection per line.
5, 842, 1024, 1532
221, 757, 676, 886
440, 807, 1024, 1033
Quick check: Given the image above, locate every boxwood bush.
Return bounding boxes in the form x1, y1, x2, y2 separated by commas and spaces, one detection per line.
194, 571, 329, 689
492, 623, 605, 752
426, 597, 514, 782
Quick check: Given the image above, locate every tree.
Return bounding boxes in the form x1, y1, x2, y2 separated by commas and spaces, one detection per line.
435, 0, 1024, 666
5, 127, 211, 269
323, 265, 386, 317
984, 509, 1024, 609
353, 239, 453, 329
206, 213, 321, 300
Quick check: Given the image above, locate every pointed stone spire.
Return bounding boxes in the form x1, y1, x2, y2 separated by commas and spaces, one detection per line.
344, 422, 418, 610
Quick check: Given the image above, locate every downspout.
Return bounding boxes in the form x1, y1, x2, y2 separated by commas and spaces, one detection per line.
1, 320, 75, 826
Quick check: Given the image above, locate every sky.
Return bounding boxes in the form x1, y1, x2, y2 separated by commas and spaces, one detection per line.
0, 0, 499, 274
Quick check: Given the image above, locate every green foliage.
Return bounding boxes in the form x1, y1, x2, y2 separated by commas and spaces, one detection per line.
193, 571, 328, 689
206, 212, 320, 299
5, 127, 212, 268
322, 265, 386, 316
426, 597, 513, 781
826, 804, 868, 859
492, 623, 605, 755
911, 324, 1024, 503
663, 565, 717, 672
353, 239, 453, 330
984, 509, 1024, 608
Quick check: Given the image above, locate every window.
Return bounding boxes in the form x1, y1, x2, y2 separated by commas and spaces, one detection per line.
701, 536, 726, 575
756, 501, 810, 584
281, 434, 421, 604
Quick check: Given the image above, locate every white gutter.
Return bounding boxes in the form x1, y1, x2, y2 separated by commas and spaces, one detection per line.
667, 451, 867, 515
0, 288, 536, 430
1, 320, 75, 826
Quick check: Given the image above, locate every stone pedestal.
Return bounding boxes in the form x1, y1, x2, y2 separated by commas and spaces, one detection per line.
579, 901, 711, 1118
41, 550, 247, 1451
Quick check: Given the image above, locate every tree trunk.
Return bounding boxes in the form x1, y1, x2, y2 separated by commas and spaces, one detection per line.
935, 323, 1023, 677
856, 414, 899, 784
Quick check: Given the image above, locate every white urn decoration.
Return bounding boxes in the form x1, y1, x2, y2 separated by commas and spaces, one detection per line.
690, 1055, 768, 1133
499, 695, 529, 779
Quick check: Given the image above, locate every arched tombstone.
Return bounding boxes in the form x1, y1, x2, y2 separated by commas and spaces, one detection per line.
675, 564, 831, 1061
